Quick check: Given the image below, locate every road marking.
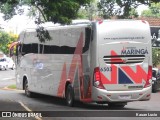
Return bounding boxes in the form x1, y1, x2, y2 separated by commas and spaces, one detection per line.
1, 78, 15, 81
18, 101, 43, 120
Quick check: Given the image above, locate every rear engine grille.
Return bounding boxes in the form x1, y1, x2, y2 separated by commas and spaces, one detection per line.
103, 55, 145, 64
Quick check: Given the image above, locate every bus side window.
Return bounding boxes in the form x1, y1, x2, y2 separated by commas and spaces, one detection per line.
83, 27, 92, 53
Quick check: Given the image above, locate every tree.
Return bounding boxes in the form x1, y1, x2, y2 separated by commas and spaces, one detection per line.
77, 0, 98, 20
129, 8, 139, 18
98, 0, 159, 19
152, 48, 160, 67
141, 3, 160, 18
0, 0, 92, 24
0, 31, 18, 55
0, 0, 92, 43
77, 8, 88, 19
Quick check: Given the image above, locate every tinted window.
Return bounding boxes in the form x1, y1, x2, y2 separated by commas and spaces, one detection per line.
22, 43, 38, 54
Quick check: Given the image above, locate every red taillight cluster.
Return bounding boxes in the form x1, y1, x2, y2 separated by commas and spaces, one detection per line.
144, 65, 152, 88
93, 67, 105, 89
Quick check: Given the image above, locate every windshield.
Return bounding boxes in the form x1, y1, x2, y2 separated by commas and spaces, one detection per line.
0, 59, 6, 62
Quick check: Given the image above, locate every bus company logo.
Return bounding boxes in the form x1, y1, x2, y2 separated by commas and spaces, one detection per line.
122, 58, 127, 63
121, 47, 148, 55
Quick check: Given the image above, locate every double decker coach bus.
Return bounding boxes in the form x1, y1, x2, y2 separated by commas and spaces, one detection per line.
10, 20, 152, 108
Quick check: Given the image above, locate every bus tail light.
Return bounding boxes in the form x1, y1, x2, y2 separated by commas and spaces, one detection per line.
144, 65, 152, 88
93, 67, 105, 89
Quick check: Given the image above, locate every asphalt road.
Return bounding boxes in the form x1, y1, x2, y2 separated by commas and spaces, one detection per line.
0, 70, 160, 120
0, 69, 15, 88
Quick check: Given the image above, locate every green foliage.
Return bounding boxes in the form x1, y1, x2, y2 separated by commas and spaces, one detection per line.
129, 8, 139, 18
8, 84, 16, 89
77, 0, 98, 20
0, 31, 17, 54
0, 0, 19, 20
0, 0, 92, 24
141, 10, 152, 17
98, 0, 159, 19
152, 48, 160, 67
141, 3, 160, 18
77, 8, 88, 19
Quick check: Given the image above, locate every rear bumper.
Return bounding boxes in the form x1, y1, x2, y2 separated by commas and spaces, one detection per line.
92, 86, 151, 102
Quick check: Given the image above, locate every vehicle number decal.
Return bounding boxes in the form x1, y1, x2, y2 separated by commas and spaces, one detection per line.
100, 67, 112, 72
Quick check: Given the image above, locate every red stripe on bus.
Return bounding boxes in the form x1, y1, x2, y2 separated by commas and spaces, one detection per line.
101, 50, 147, 84
57, 63, 67, 97
57, 32, 85, 99
68, 32, 83, 83
121, 65, 147, 84
100, 64, 118, 84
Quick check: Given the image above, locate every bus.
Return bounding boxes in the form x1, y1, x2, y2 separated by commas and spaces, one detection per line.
10, 20, 152, 108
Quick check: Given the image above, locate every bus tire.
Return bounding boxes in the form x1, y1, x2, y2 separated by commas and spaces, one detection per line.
66, 84, 74, 107
24, 80, 34, 97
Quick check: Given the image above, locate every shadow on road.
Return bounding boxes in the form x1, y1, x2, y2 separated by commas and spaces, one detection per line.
19, 92, 145, 111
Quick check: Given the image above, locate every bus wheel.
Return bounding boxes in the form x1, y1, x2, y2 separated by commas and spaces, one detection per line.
24, 80, 33, 97
66, 84, 74, 107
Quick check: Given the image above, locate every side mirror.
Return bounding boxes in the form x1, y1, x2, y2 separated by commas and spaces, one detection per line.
9, 41, 20, 57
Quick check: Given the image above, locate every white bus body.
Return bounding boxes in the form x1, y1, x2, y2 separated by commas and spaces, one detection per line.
14, 20, 152, 107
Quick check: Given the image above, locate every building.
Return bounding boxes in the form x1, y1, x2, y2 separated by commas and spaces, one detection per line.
136, 17, 160, 26
136, 17, 160, 47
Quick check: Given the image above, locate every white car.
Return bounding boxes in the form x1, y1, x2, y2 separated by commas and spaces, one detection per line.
0, 58, 8, 70
6, 57, 15, 70
0, 57, 15, 70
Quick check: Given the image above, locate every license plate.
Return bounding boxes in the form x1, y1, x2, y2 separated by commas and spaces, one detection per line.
119, 95, 131, 100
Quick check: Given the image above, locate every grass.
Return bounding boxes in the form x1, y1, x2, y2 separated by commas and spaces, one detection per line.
7, 84, 16, 89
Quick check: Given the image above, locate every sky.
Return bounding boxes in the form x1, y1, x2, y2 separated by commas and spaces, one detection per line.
0, 4, 149, 35
0, 8, 36, 35
137, 4, 148, 15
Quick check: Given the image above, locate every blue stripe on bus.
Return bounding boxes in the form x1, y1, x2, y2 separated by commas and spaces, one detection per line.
118, 68, 133, 84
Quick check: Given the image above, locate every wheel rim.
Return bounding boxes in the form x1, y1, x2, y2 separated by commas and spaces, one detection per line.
67, 90, 72, 104
66, 85, 74, 106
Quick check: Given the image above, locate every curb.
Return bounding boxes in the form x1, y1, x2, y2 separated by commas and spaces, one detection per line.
2, 86, 17, 91
1, 86, 23, 92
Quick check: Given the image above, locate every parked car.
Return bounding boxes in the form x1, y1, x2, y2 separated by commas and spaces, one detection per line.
0, 58, 8, 70
0, 57, 15, 70
152, 68, 160, 92
6, 57, 15, 70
